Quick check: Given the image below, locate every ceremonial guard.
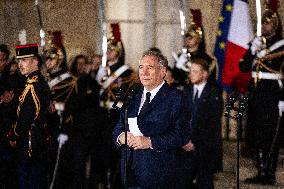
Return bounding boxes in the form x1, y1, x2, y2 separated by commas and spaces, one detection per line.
239, 5, 284, 185
0, 44, 11, 95
96, 23, 136, 188
174, 10, 217, 88
44, 32, 75, 188
12, 44, 50, 189
0, 44, 22, 188
69, 54, 102, 188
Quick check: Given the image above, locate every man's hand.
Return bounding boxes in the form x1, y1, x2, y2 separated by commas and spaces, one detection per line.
9, 141, 16, 148
118, 132, 135, 145
1, 90, 14, 104
129, 136, 152, 150
57, 134, 68, 148
182, 140, 195, 152
279, 101, 284, 116
48, 101, 56, 113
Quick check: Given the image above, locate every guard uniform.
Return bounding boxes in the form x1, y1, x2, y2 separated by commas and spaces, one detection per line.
45, 45, 78, 189
96, 29, 136, 187
239, 8, 284, 185
13, 44, 50, 189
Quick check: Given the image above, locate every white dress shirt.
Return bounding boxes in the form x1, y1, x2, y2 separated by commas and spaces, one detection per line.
116, 80, 165, 145
193, 81, 207, 99
138, 81, 165, 114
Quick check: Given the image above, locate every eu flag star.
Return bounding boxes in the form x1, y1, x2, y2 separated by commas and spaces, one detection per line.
217, 30, 222, 36
219, 41, 225, 49
226, 4, 232, 11
219, 16, 225, 23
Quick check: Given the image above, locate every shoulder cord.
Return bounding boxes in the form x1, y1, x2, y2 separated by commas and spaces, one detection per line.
15, 76, 40, 157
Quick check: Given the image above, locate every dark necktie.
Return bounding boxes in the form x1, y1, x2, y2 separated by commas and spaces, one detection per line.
140, 92, 151, 114
194, 89, 199, 104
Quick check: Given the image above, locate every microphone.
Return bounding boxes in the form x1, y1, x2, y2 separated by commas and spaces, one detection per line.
224, 92, 248, 120
112, 88, 126, 109
125, 84, 140, 100
112, 83, 141, 110
237, 94, 248, 118
224, 92, 238, 118
121, 83, 141, 109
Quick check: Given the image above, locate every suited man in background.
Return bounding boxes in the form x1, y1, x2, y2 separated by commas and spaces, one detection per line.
112, 50, 189, 189
178, 58, 223, 189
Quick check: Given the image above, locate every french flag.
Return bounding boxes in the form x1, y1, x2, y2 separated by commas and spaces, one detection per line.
214, 0, 253, 92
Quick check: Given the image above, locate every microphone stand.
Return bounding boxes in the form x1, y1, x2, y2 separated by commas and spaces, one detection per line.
113, 102, 129, 189
123, 108, 129, 189
112, 85, 138, 189
224, 93, 248, 189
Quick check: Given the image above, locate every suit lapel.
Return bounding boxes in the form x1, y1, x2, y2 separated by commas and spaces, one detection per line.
191, 83, 211, 112
133, 87, 143, 116
187, 85, 194, 107
198, 83, 210, 102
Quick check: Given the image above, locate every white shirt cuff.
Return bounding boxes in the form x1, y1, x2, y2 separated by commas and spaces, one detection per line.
116, 132, 124, 146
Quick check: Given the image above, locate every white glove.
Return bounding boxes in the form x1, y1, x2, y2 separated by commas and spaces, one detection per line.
278, 101, 284, 117
96, 65, 107, 84
57, 134, 68, 148
251, 36, 263, 55
256, 49, 269, 58
176, 53, 187, 69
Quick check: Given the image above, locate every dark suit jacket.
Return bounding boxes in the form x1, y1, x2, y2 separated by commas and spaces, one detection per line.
183, 83, 223, 172
112, 83, 189, 189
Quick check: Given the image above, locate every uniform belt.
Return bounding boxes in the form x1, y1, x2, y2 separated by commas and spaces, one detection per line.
252, 71, 283, 80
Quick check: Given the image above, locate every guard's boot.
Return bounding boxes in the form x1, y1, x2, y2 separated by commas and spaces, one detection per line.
244, 149, 267, 185
264, 150, 279, 185
265, 173, 276, 185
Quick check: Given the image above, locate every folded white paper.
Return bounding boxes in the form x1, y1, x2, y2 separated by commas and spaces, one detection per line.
128, 117, 143, 136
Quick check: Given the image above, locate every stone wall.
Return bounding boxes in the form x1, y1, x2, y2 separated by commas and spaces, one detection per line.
0, 0, 99, 61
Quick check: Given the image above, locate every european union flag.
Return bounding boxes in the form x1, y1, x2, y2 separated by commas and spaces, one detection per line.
214, 0, 233, 89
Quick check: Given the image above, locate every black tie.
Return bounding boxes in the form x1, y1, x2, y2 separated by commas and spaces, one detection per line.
194, 89, 199, 104
140, 92, 151, 114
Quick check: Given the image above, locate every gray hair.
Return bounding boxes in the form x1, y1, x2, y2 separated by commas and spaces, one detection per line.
140, 50, 168, 68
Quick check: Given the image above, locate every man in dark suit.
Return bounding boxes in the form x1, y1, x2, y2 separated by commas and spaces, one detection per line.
112, 50, 189, 189
178, 58, 223, 189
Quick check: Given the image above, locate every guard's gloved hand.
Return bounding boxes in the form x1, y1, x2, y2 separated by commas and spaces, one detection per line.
96, 66, 107, 84
57, 133, 68, 148
251, 36, 263, 55
176, 53, 187, 69
256, 49, 269, 58
278, 101, 284, 116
